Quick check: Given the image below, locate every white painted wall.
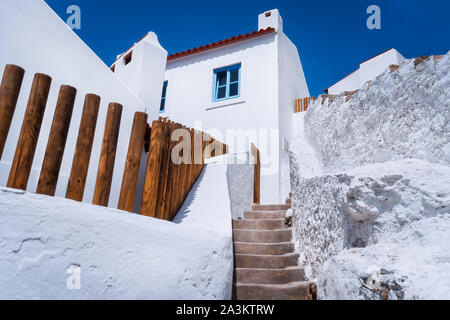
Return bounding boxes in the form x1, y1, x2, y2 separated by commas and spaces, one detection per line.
327, 49, 405, 95
112, 33, 168, 121
163, 33, 280, 203
0, 186, 233, 299
0, 0, 163, 209
159, 9, 309, 204
277, 32, 310, 201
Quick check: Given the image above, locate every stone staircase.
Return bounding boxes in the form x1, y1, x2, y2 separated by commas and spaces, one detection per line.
232, 200, 317, 300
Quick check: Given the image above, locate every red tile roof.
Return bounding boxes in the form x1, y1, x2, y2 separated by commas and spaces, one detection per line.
110, 27, 276, 69
167, 27, 275, 62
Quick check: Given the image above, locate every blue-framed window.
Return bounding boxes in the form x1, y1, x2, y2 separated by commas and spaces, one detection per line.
160, 81, 168, 113
213, 64, 241, 102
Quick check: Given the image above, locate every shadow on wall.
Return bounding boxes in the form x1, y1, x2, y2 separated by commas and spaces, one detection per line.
172, 167, 206, 224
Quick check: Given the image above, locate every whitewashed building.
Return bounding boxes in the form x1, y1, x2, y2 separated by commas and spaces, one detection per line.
113, 9, 310, 204
326, 48, 405, 94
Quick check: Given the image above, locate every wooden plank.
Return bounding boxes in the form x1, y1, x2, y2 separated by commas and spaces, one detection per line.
92, 102, 122, 207
141, 120, 165, 217
0, 64, 25, 159
7, 73, 52, 190
66, 94, 100, 201
178, 126, 190, 206
159, 121, 175, 220
118, 111, 148, 212
36, 85, 77, 196
155, 121, 171, 219
188, 128, 196, 187
168, 123, 183, 219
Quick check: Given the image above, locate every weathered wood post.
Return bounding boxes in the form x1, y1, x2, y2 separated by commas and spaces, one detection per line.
188, 128, 195, 188
154, 119, 171, 219
118, 111, 148, 212
92, 102, 122, 207
37, 85, 77, 196
141, 120, 165, 217
157, 121, 175, 220
7, 73, 52, 190
178, 125, 190, 206
251, 143, 261, 204
0, 64, 25, 159
66, 94, 101, 201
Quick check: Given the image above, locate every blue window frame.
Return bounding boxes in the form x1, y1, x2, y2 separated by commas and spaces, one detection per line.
160, 81, 168, 113
213, 64, 241, 102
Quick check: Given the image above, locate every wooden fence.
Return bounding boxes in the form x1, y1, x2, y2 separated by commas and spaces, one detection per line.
294, 97, 316, 113
0, 64, 227, 221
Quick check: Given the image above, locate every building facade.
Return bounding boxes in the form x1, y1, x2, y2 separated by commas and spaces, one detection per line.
326, 48, 405, 94
158, 10, 309, 203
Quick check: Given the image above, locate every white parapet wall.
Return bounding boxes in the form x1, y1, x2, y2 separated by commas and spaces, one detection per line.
0, 185, 233, 299
0, 0, 166, 208
327, 48, 405, 95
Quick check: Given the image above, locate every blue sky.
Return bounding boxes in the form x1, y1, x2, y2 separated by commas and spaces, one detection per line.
45, 0, 449, 97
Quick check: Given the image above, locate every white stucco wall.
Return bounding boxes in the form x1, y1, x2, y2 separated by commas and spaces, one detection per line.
0, 186, 233, 299
0, 0, 158, 209
159, 10, 310, 204
277, 33, 310, 201
358, 49, 405, 84
327, 49, 405, 95
163, 33, 281, 203
327, 70, 361, 95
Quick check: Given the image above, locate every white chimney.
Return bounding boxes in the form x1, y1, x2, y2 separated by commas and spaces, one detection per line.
258, 9, 283, 32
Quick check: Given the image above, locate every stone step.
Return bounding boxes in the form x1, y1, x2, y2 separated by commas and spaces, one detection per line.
234, 281, 315, 300
232, 219, 288, 230
252, 204, 291, 211
233, 229, 292, 243
234, 242, 294, 255
243, 211, 286, 220
235, 253, 299, 269
235, 267, 306, 284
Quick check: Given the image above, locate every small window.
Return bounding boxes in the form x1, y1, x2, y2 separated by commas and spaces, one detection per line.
160, 81, 168, 113
213, 64, 241, 102
110, 65, 115, 73
265, 12, 271, 17
124, 51, 132, 65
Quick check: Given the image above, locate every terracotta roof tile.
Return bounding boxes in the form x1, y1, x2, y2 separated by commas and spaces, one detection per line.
110, 27, 276, 69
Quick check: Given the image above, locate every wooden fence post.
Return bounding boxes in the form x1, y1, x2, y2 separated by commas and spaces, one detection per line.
36, 85, 76, 196
0, 64, 25, 159
141, 120, 165, 217
179, 126, 190, 207
92, 102, 122, 207
155, 121, 171, 219
66, 94, 100, 201
7, 73, 52, 190
251, 143, 261, 204
118, 112, 148, 212
168, 123, 182, 219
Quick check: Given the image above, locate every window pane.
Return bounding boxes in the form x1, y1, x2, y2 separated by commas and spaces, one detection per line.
217, 87, 226, 99
162, 82, 167, 98
217, 71, 227, 86
229, 83, 239, 97
230, 69, 239, 83
160, 99, 165, 111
